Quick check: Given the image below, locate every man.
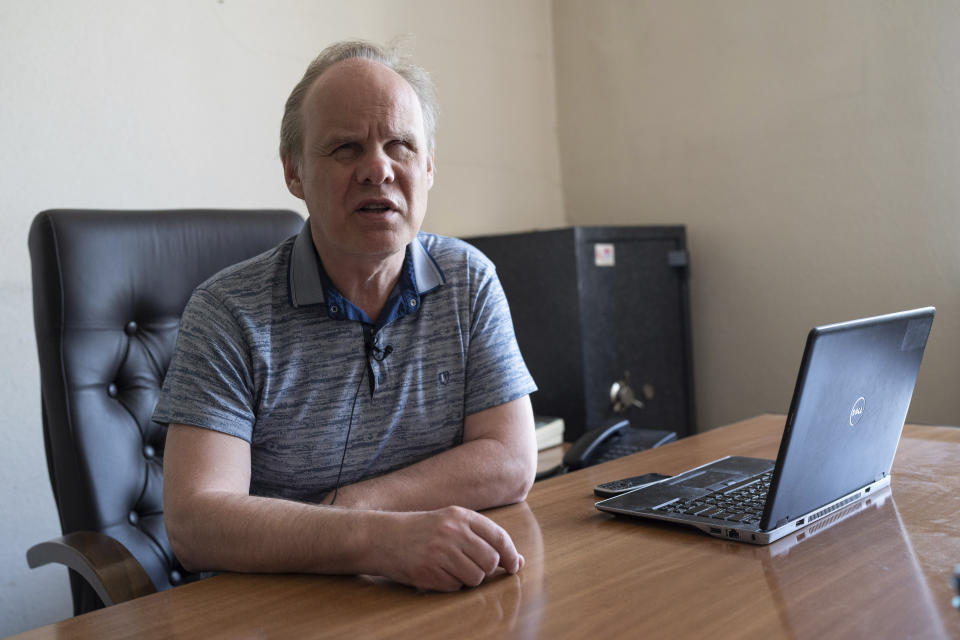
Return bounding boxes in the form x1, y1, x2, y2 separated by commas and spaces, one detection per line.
154, 40, 538, 592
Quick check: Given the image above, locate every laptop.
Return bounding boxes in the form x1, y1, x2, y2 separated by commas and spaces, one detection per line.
596, 307, 935, 544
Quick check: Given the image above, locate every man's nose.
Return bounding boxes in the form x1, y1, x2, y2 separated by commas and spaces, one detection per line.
356, 148, 395, 185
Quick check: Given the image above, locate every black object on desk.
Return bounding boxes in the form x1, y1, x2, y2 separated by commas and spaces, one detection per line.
535, 419, 677, 481
594, 473, 672, 498
564, 419, 677, 470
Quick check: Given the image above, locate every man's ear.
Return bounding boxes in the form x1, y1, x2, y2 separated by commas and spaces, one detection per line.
282, 156, 305, 199
426, 149, 435, 191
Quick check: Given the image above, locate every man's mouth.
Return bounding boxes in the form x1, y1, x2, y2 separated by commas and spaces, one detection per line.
356, 199, 399, 214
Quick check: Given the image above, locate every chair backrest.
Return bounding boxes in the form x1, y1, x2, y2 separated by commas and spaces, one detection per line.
28, 209, 304, 614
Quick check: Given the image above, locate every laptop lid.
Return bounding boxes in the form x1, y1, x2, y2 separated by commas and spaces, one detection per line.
760, 307, 934, 530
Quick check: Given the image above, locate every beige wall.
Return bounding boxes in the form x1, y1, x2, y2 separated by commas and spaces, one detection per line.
419, 2, 565, 237
553, 0, 960, 431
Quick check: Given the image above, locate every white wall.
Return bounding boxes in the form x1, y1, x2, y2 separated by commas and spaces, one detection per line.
553, 0, 960, 431
0, 1, 563, 634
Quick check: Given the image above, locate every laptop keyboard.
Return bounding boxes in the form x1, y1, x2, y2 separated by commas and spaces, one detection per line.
654, 472, 772, 526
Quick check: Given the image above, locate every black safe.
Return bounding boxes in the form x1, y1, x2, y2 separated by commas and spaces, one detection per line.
463, 226, 695, 442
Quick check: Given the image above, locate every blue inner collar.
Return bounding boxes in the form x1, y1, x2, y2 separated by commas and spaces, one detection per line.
287, 220, 446, 328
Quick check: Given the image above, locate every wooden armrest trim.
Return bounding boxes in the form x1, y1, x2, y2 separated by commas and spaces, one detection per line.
27, 531, 157, 606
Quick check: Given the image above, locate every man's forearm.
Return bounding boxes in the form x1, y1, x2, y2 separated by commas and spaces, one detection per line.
165, 490, 525, 592
328, 397, 538, 512
163, 422, 528, 591
328, 435, 534, 512
167, 490, 386, 575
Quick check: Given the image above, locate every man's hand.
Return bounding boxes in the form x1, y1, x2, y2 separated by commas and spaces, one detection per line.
373, 506, 524, 592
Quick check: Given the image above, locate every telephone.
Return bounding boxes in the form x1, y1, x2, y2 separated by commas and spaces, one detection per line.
562, 419, 677, 471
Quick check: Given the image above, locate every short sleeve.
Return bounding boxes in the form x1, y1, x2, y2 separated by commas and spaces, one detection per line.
152, 286, 257, 441
463, 265, 537, 416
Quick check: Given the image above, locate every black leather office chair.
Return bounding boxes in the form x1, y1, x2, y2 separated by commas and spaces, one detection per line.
27, 209, 304, 615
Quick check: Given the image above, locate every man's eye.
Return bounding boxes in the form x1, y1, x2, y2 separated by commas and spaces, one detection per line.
332, 144, 360, 160
388, 140, 415, 158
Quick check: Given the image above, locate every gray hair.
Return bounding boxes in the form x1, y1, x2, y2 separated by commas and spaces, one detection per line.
279, 40, 439, 164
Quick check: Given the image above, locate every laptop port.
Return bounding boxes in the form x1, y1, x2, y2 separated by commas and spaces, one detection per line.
710, 527, 722, 534
796, 518, 805, 526
727, 529, 740, 540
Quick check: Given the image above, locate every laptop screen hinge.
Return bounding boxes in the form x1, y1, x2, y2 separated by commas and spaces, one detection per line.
774, 517, 789, 529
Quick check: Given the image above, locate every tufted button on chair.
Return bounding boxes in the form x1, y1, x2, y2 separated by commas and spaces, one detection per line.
27, 209, 304, 615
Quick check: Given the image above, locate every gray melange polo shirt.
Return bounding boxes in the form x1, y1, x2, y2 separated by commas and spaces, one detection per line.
153, 222, 536, 502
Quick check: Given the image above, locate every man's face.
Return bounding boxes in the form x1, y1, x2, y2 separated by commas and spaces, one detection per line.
284, 58, 434, 264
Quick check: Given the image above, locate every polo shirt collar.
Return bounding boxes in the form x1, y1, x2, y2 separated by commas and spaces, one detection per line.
288, 220, 445, 308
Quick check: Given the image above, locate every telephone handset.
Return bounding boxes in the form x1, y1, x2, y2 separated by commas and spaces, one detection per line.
563, 419, 631, 470
562, 418, 678, 471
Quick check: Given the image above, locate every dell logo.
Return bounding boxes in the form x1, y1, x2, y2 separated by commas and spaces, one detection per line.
849, 397, 866, 426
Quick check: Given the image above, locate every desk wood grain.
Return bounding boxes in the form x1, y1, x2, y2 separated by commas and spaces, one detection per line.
13, 415, 959, 639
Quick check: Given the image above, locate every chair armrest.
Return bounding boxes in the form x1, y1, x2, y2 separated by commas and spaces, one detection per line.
27, 531, 157, 606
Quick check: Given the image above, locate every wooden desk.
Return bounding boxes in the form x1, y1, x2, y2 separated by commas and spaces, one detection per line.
13, 415, 960, 639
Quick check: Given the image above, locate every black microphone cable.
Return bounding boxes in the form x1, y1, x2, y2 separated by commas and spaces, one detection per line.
328, 329, 392, 506
328, 363, 366, 506
329, 328, 372, 506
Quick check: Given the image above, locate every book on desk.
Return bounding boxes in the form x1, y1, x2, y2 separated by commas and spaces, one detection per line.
534, 415, 565, 451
